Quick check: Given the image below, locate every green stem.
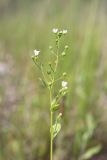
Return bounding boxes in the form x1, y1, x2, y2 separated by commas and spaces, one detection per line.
32, 58, 41, 70
50, 111, 53, 160
41, 64, 48, 83
49, 35, 60, 160
49, 88, 53, 160
55, 37, 59, 73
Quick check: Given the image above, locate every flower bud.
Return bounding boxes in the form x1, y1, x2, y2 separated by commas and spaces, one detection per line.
49, 46, 53, 50
56, 113, 62, 122
65, 45, 68, 49
51, 104, 59, 112
59, 113, 62, 117
58, 31, 63, 38
63, 72, 67, 76
31, 55, 35, 59
48, 82, 53, 87
62, 52, 66, 56
47, 70, 51, 75
56, 39, 58, 43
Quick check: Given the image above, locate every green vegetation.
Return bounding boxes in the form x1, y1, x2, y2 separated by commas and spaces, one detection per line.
0, 0, 107, 160
32, 29, 69, 160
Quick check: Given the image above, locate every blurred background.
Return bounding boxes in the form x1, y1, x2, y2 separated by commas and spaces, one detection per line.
0, 0, 107, 160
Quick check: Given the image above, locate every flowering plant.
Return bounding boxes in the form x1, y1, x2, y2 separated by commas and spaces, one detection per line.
32, 28, 68, 160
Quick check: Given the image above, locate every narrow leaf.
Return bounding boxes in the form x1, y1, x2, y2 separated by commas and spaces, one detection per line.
80, 145, 101, 160
53, 123, 61, 138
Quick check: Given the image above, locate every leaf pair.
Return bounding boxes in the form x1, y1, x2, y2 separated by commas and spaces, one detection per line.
51, 98, 59, 112
52, 113, 62, 139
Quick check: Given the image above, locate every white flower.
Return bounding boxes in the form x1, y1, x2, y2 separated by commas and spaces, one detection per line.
62, 81, 68, 89
52, 28, 58, 33
34, 49, 40, 56
62, 29, 67, 34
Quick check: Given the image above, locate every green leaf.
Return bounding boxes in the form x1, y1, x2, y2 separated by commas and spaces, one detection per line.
39, 78, 47, 87
86, 114, 96, 133
56, 113, 62, 122
51, 113, 62, 139
80, 145, 101, 160
51, 98, 59, 112
82, 114, 96, 145
53, 123, 61, 138
51, 104, 59, 112
51, 99, 56, 106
